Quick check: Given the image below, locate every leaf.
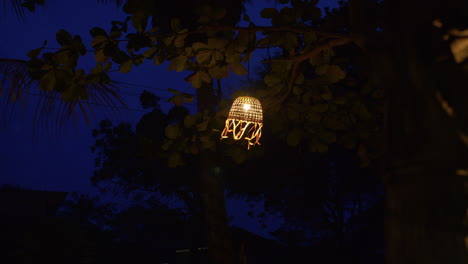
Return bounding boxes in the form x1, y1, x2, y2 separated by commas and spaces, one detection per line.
168, 152, 183, 168
56, 29, 73, 46
357, 144, 370, 167
165, 125, 180, 139
304, 5, 321, 20
315, 65, 329, 75
170, 18, 181, 32
304, 32, 317, 46
231, 62, 248, 76
168, 56, 186, 72
264, 74, 282, 87
27, 47, 42, 58
208, 64, 229, 79
196, 50, 212, 65
132, 12, 148, 33
199, 15, 212, 24
91, 35, 108, 48
183, 94, 194, 103
208, 38, 229, 49
154, 54, 165, 65
281, 32, 298, 51
200, 135, 216, 151
186, 71, 210, 88
294, 73, 304, 84
309, 138, 328, 152
261, 8, 278, 18
174, 30, 188, 48
212, 7, 226, 20
143, 46, 158, 58
94, 49, 109, 63
39, 71, 56, 92
318, 129, 336, 144
169, 94, 184, 106
325, 65, 346, 83
184, 115, 198, 128
119, 60, 133, 74
103, 62, 112, 71
90, 27, 107, 38
192, 42, 209, 51
287, 128, 302, 146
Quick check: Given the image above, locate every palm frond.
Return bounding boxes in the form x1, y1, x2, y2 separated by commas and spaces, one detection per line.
0, 59, 32, 125
96, 0, 124, 7
0, 58, 126, 130
1, 0, 47, 22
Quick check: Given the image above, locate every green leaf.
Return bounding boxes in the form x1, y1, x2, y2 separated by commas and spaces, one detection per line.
184, 115, 198, 128
281, 32, 298, 51
309, 138, 328, 152
90, 27, 107, 38
183, 94, 194, 103
198, 15, 211, 24
168, 56, 186, 72
208, 38, 229, 49
261, 8, 278, 18
294, 73, 304, 85
304, 32, 317, 46
143, 46, 158, 58
212, 7, 227, 20
168, 94, 184, 106
165, 125, 180, 139
94, 49, 109, 63
132, 12, 148, 33
174, 30, 188, 48
170, 18, 181, 32
196, 50, 212, 65
91, 35, 108, 48
315, 65, 329, 75
312, 103, 328, 113
192, 42, 209, 51
119, 60, 133, 74
264, 74, 282, 87
168, 152, 183, 168
39, 71, 56, 92
231, 62, 248, 76
318, 129, 336, 144
287, 128, 303, 146
325, 65, 346, 83
209, 64, 229, 79
103, 62, 112, 71
27, 47, 42, 58
56, 30, 73, 46
304, 5, 322, 20
154, 54, 165, 65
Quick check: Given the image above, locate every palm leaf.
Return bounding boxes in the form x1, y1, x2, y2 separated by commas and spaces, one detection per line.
0, 58, 126, 129
96, 0, 124, 7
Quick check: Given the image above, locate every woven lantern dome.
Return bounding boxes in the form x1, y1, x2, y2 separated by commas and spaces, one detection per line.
221, 96, 263, 149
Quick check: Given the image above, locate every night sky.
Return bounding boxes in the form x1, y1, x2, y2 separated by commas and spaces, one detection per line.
0, 0, 339, 238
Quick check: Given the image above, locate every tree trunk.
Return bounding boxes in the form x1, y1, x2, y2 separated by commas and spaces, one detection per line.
197, 83, 235, 264
370, 0, 468, 263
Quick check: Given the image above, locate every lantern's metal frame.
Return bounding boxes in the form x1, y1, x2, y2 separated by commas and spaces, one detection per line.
221, 96, 263, 149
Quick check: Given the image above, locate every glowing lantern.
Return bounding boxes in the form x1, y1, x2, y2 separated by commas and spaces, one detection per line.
221, 96, 263, 149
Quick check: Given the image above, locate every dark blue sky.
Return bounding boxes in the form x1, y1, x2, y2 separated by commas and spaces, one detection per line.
0, 0, 339, 237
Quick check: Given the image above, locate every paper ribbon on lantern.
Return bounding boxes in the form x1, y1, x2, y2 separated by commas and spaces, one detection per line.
220, 96, 263, 149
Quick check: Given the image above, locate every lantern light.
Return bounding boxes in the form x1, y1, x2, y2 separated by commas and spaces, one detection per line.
220, 96, 263, 149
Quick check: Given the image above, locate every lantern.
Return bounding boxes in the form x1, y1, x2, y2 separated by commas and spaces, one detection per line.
220, 96, 263, 149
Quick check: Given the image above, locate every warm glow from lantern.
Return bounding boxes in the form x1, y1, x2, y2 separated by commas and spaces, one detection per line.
221, 96, 263, 150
